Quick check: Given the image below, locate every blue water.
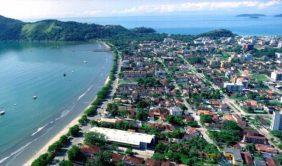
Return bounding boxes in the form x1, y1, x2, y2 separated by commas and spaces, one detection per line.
63, 15, 282, 36
0, 42, 112, 165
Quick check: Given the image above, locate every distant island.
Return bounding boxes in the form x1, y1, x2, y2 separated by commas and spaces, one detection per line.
236, 14, 266, 18
0, 15, 235, 41
274, 14, 282, 17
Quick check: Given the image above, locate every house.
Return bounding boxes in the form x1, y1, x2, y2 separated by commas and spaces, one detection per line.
90, 127, 156, 150
224, 114, 246, 127
149, 107, 170, 121
265, 157, 276, 166
255, 144, 278, 154
168, 106, 183, 116
145, 159, 162, 166
254, 159, 267, 166
111, 153, 124, 164
80, 145, 101, 157
124, 156, 145, 166
241, 152, 254, 166
183, 127, 201, 140
243, 131, 268, 145
224, 147, 244, 166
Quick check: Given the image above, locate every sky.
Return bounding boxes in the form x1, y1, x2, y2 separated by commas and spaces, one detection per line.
0, 0, 281, 20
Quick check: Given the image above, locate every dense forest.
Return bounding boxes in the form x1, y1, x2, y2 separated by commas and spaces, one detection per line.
0, 15, 235, 41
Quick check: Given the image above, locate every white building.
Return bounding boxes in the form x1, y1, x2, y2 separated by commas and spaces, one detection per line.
278, 41, 282, 48
271, 70, 282, 82
271, 111, 282, 131
90, 127, 155, 150
223, 83, 244, 92
169, 106, 183, 116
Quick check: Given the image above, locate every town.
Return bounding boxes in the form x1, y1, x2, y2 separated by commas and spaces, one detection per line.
32, 31, 282, 166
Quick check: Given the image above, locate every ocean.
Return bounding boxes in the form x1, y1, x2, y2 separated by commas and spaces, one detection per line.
63, 15, 282, 36
0, 42, 112, 165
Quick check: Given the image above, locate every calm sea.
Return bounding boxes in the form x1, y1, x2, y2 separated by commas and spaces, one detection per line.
63, 15, 282, 36
0, 42, 112, 165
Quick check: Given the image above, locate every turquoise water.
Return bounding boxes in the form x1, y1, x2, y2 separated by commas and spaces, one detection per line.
0, 42, 112, 165
65, 15, 282, 36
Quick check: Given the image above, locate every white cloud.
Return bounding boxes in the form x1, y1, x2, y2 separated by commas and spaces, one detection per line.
110, 0, 281, 15
0, 0, 281, 19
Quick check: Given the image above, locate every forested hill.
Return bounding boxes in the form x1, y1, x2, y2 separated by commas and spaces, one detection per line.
0, 15, 132, 41
0, 15, 235, 41
0, 16, 23, 40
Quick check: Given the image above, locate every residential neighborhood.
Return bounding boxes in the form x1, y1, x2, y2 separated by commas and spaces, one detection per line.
33, 34, 282, 166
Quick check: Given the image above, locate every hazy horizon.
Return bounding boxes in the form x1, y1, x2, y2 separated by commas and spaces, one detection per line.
0, 0, 281, 20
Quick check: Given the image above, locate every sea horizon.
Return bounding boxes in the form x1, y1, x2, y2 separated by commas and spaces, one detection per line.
21, 15, 282, 36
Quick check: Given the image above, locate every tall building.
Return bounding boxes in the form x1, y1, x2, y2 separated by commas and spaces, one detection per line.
271, 111, 282, 131
271, 70, 282, 82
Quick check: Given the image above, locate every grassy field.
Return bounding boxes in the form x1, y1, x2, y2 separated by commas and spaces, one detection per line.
252, 74, 268, 82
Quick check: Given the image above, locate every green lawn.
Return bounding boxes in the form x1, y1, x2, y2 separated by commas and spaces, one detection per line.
252, 74, 268, 82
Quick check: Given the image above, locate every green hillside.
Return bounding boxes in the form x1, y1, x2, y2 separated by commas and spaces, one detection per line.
0, 15, 23, 40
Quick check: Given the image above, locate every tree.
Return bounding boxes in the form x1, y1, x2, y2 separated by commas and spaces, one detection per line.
125, 147, 134, 156
68, 145, 85, 162
86, 151, 113, 166
68, 125, 80, 137
107, 103, 119, 116
200, 114, 213, 124
79, 115, 89, 126
31, 153, 53, 166
84, 132, 107, 147
59, 160, 73, 166
186, 121, 199, 127
136, 108, 148, 121
246, 143, 255, 154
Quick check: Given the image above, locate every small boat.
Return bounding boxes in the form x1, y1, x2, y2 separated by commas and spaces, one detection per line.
0, 111, 5, 116
33, 96, 38, 100
83, 60, 88, 64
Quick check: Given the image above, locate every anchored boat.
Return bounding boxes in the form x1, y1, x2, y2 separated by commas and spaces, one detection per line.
0, 111, 5, 116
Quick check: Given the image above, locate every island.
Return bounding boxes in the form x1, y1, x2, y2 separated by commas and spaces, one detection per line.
236, 14, 266, 18
274, 14, 282, 17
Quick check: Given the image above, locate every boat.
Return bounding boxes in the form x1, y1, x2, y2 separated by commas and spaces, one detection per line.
83, 60, 88, 64
33, 96, 38, 100
0, 111, 5, 116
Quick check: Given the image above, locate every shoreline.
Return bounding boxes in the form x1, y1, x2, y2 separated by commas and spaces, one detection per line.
24, 75, 110, 165
24, 42, 112, 165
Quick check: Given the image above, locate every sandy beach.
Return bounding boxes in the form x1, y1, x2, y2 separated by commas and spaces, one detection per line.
24, 115, 80, 166
24, 74, 110, 166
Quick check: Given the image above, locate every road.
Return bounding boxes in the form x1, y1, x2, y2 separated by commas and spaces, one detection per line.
177, 54, 281, 152
158, 58, 216, 146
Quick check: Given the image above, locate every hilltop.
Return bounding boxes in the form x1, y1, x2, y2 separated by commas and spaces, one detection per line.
0, 15, 23, 40
0, 15, 235, 41
0, 15, 132, 41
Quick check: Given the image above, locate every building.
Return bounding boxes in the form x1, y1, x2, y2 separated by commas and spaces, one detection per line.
243, 44, 254, 51
271, 70, 282, 82
224, 82, 244, 92
270, 111, 282, 131
224, 147, 243, 166
90, 127, 155, 150
168, 106, 183, 116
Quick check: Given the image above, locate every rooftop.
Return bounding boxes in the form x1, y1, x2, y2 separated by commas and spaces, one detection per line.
90, 127, 155, 146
